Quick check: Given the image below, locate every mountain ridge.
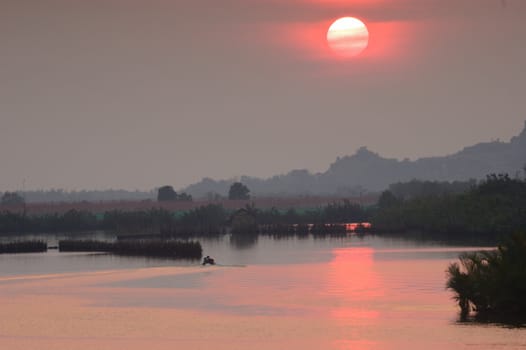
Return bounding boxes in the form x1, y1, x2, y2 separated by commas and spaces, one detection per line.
184, 121, 526, 197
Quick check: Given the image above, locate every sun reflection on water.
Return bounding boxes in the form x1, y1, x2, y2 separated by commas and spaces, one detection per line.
1, 240, 525, 349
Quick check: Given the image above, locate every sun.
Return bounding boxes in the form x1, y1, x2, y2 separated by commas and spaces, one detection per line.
327, 17, 369, 58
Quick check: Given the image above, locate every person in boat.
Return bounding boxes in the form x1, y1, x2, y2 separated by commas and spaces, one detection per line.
202, 255, 215, 265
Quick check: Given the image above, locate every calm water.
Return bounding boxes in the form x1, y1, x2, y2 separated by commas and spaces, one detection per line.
1, 234, 525, 349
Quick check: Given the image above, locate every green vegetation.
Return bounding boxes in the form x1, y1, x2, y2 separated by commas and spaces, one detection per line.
103, 209, 173, 234
0, 200, 368, 237
0, 241, 47, 254
1, 173, 523, 241
0, 209, 100, 233
446, 232, 526, 323
388, 179, 476, 200
59, 239, 202, 259
230, 204, 258, 234
178, 204, 226, 231
372, 174, 526, 236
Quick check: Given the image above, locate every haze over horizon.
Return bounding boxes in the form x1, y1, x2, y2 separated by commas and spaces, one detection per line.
2, 0, 525, 191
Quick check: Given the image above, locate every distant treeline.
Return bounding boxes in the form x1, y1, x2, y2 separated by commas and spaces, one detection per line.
373, 174, 526, 236
0, 200, 368, 236
1, 189, 155, 203
1, 175, 525, 239
387, 179, 477, 200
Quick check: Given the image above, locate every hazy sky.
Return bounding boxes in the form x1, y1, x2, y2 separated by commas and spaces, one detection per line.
2, 0, 525, 191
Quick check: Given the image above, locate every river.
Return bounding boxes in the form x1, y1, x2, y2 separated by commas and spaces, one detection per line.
0, 234, 525, 349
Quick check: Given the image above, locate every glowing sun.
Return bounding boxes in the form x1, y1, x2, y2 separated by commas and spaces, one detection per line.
327, 17, 369, 58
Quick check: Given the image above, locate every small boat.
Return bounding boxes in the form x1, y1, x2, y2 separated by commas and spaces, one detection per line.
202, 256, 215, 265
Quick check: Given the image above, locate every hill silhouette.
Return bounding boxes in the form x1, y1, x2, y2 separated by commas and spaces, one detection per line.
185, 121, 526, 197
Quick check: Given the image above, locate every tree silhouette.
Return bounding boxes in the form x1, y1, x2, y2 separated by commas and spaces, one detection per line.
157, 186, 177, 201
228, 182, 250, 200
230, 204, 258, 234
446, 232, 526, 322
377, 190, 399, 209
